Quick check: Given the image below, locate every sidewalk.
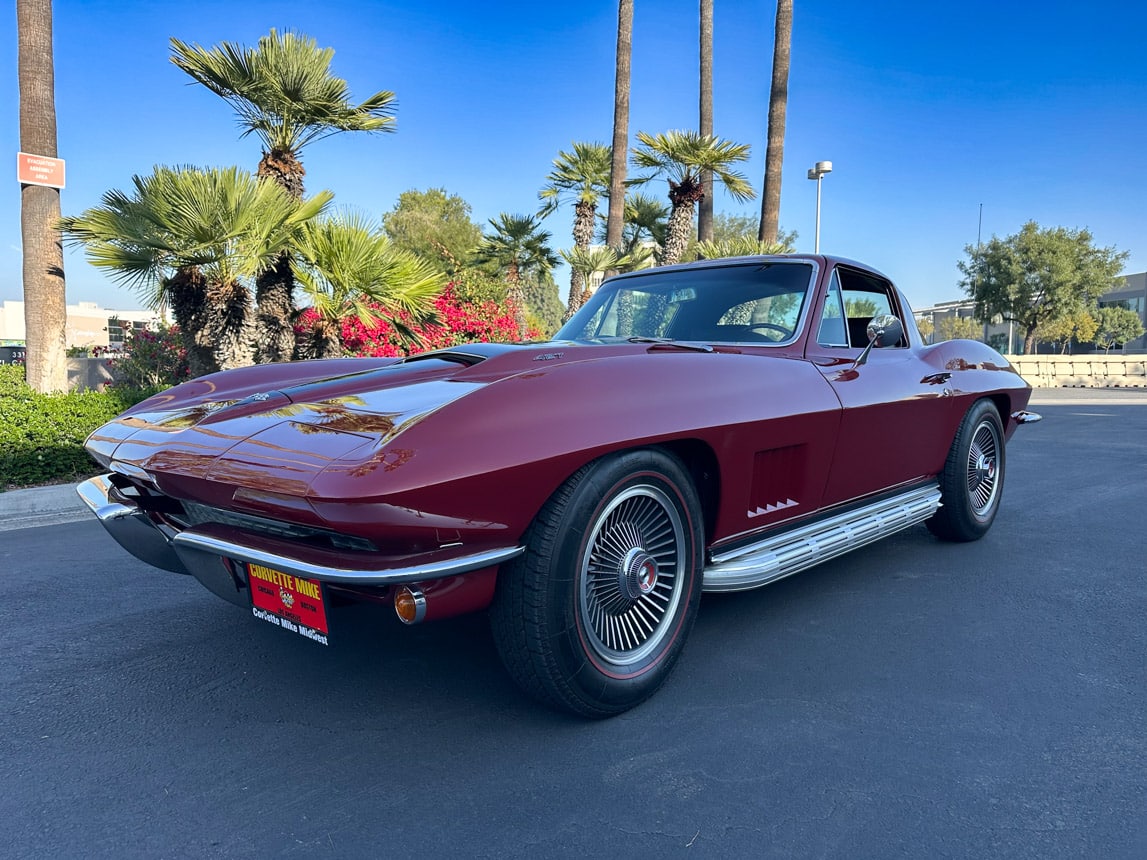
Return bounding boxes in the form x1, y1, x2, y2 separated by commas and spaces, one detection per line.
0, 481, 88, 532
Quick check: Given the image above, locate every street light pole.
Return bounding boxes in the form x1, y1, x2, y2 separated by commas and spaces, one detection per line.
807, 161, 832, 253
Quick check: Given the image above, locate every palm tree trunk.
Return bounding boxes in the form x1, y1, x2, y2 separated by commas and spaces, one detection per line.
506, 264, 527, 340
697, 0, 715, 245
17, 0, 67, 393
204, 280, 256, 371
254, 257, 298, 362
255, 149, 305, 363
566, 200, 598, 317
604, 0, 633, 253
661, 203, 698, 267
758, 0, 792, 244
165, 268, 216, 378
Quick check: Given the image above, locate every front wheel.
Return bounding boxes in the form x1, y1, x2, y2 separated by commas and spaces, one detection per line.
927, 399, 1005, 542
490, 449, 705, 718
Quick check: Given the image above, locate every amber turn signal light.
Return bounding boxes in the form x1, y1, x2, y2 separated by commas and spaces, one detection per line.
394, 586, 426, 625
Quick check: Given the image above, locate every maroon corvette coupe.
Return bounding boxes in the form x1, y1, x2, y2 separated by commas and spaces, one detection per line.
79, 254, 1040, 716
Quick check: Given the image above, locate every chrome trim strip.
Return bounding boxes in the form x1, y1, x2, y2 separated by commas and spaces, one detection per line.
703, 483, 941, 593
1011, 410, 1042, 424
76, 474, 136, 521
170, 531, 525, 586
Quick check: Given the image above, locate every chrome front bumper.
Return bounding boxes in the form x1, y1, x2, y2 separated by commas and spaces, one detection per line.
78, 475, 524, 604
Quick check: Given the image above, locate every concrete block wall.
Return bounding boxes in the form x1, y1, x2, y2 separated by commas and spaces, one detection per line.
1009, 355, 1147, 388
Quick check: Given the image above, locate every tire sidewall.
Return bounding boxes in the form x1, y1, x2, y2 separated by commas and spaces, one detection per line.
935, 399, 1005, 541
540, 450, 704, 711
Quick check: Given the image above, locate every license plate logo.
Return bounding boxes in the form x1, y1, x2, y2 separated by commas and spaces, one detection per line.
248, 563, 329, 645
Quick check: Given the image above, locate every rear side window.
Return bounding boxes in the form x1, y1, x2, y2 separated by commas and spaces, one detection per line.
818, 267, 905, 348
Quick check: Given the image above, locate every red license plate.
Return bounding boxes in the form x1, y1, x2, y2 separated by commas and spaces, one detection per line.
247, 563, 329, 645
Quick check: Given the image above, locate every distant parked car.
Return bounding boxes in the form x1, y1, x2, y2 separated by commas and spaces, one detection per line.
79, 254, 1040, 716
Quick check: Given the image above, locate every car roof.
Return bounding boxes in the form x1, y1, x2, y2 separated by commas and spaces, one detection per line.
603, 253, 893, 285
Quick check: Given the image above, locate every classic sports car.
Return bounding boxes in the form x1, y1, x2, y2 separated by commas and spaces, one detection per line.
79, 254, 1040, 717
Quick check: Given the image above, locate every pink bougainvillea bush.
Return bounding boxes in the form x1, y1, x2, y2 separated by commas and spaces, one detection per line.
296, 284, 539, 359
101, 324, 192, 390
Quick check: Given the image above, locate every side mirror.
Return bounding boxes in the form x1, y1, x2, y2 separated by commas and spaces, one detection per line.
856, 315, 904, 366
866, 314, 903, 348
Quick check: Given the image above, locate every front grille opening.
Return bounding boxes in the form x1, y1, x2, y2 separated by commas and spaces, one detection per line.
171, 501, 379, 553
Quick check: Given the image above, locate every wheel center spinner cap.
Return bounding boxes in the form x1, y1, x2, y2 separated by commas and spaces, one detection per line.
621, 548, 659, 600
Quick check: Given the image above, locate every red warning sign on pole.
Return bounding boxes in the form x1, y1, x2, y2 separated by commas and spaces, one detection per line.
17, 152, 66, 189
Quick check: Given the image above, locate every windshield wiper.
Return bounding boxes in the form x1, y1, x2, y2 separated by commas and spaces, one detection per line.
627, 336, 713, 353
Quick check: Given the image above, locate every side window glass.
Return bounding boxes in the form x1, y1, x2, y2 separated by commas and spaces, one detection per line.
836, 269, 905, 348
817, 272, 848, 346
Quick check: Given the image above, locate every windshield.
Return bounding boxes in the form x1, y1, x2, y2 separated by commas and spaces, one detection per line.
555, 261, 815, 345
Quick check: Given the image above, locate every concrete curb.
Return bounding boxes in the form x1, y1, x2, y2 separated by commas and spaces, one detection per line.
0, 481, 89, 532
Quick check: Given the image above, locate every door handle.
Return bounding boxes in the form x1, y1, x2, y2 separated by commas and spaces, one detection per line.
920, 372, 952, 385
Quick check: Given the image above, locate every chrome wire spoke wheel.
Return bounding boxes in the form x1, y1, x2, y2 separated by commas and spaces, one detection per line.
966, 418, 1002, 517
579, 484, 686, 666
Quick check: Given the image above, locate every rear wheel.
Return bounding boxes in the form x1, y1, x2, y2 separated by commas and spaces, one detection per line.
927, 399, 1005, 542
490, 449, 705, 717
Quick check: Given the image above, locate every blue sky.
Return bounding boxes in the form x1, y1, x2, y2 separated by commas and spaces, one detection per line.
4, 0, 1145, 313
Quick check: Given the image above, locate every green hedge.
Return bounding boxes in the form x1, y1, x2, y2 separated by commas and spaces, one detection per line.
0, 365, 155, 489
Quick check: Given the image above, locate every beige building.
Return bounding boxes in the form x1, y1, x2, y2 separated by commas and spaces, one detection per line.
0, 300, 163, 349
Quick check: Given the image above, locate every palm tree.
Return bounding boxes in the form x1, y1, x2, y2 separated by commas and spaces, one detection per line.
60, 166, 331, 376
475, 214, 559, 339
539, 142, 611, 317
628, 130, 755, 266
697, 0, 715, 243
171, 29, 397, 363
758, 0, 793, 244
605, 0, 634, 254
615, 193, 669, 260
17, 0, 67, 393
560, 246, 647, 309
292, 213, 444, 358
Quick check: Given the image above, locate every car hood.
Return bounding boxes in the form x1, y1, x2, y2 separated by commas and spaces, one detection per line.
85, 341, 676, 495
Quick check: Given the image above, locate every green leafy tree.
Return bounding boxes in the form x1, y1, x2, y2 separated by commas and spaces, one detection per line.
936, 315, 982, 343
959, 221, 1127, 354
1039, 309, 1098, 354
60, 166, 332, 375
292, 212, 444, 358
475, 214, 559, 339
539, 142, 612, 316
628, 130, 755, 266
916, 315, 935, 344
171, 29, 397, 362
522, 270, 565, 336
1093, 305, 1145, 353
695, 214, 796, 260
711, 212, 797, 248
382, 188, 482, 274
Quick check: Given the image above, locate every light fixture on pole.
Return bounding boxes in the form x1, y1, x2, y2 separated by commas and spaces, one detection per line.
807, 160, 832, 253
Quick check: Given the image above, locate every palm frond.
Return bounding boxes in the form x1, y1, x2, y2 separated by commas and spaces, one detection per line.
171, 29, 397, 156
537, 141, 612, 216
695, 237, 792, 260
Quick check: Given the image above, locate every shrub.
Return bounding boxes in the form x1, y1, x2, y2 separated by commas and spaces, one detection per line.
297, 282, 538, 359
103, 323, 191, 389
0, 365, 153, 489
